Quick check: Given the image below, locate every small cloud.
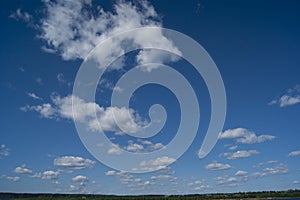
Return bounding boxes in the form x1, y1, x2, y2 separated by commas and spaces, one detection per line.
14, 165, 33, 175
216, 176, 237, 185
57, 73, 72, 86
18, 67, 25, 72
41, 170, 59, 180
228, 145, 238, 150
35, 77, 43, 85
288, 150, 300, 157
21, 103, 55, 118
6, 176, 20, 182
263, 164, 289, 175
27, 92, 43, 101
226, 150, 259, 160
9, 9, 32, 23
0, 144, 10, 159
219, 128, 275, 144
293, 180, 299, 185
107, 144, 122, 155
54, 156, 95, 170
72, 175, 89, 186
235, 170, 248, 176
205, 162, 231, 171
269, 85, 300, 107
138, 156, 176, 171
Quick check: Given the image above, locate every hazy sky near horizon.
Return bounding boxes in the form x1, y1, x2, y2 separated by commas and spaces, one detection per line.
1, 0, 300, 194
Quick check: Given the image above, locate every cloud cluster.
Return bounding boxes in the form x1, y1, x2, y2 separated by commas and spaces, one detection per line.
219, 128, 275, 144
35, 0, 181, 72
22, 95, 143, 134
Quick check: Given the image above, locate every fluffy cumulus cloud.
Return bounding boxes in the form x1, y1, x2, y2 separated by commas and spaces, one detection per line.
288, 150, 300, 157
54, 156, 95, 169
269, 85, 300, 107
22, 95, 143, 134
219, 128, 275, 144
205, 162, 231, 171
35, 0, 181, 71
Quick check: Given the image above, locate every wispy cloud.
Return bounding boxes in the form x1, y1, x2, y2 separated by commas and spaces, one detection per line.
27, 92, 43, 101
9, 9, 32, 23
219, 128, 275, 144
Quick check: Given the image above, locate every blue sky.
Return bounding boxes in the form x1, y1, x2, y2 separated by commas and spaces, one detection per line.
1, 0, 300, 194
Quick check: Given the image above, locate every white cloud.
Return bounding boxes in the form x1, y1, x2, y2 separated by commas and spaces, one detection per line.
228, 145, 238, 150
57, 73, 72, 86
41, 170, 60, 180
194, 185, 211, 191
205, 162, 231, 171
14, 165, 33, 175
269, 85, 300, 107
107, 144, 122, 155
9, 9, 32, 23
22, 95, 144, 134
293, 180, 299, 184
219, 128, 275, 144
72, 175, 89, 186
139, 156, 176, 171
27, 92, 43, 101
126, 143, 144, 152
54, 156, 95, 169
235, 170, 248, 176
216, 176, 237, 185
6, 176, 20, 182
251, 172, 267, 178
105, 170, 117, 176
21, 103, 55, 118
35, 0, 181, 71
288, 150, 300, 157
226, 150, 259, 160
0, 144, 10, 158
263, 164, 289, 175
